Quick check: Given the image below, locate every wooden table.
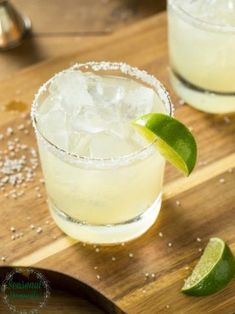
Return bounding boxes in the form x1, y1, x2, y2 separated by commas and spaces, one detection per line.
0, 7, 235, 314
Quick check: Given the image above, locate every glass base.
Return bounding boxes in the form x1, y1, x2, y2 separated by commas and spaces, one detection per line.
49, 194, 162, 245
170, 70, 235, 114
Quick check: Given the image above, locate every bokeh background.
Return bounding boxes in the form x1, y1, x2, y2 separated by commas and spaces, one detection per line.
0, 0, 166, 80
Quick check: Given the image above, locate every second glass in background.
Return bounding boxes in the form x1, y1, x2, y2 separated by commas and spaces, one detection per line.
168, 0, 235, 114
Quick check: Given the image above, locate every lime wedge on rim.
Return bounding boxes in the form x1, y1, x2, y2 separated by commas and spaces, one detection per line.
131, 113, 197, 176
182, 238, 235, 296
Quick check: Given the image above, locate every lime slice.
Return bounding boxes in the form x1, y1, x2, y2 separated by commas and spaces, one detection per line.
182, 238, 235, 296
132, 113, 197, 176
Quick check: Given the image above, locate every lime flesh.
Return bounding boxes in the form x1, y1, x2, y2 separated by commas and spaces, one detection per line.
182, 238, 235, 296
132, 113, 197, 176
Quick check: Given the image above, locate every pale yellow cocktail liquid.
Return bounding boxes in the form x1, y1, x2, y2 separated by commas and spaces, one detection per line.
32, 62, 172, 244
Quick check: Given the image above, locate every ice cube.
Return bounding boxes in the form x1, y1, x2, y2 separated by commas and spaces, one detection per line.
71, 111, 107, 134
38, 109, 66, 131
68, 131, 91, 156
178, 0, 235, 26
87, 75, 104, 100
38, 95, 62, 115
88, 75, 125, 123
122, 86, 154, 120
89, 75, 125, 105
108, 122, 133, 139
50, 130, 69, 150
38, 109, 69, 149
49, 70, 94, 114
89, 132, 139, 158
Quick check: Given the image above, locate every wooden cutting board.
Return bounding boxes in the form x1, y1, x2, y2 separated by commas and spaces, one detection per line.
0, 12, 235, 314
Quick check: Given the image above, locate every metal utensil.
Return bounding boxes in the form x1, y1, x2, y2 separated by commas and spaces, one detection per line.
0, 0, 31, 50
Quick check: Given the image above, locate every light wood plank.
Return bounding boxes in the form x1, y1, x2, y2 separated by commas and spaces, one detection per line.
0, 12, 234, 313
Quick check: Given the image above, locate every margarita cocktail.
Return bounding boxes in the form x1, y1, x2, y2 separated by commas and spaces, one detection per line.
32, 62, 173, 244
168, 0, 235, 114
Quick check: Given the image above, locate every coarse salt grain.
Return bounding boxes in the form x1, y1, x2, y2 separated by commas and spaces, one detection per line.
223, 116, 230, 124
8, 145, 14, 151
17, 124, 25, 131
6, 128, 13, 136
36, 227, 42, 234
20, 112, 27, 119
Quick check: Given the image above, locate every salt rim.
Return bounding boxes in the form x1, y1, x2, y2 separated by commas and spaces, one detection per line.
169, 0, 235, 33
31, 61, 174, 168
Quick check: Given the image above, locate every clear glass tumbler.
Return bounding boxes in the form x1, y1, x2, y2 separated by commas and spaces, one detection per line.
168, 0, 235, 114
31, 62, 173, 244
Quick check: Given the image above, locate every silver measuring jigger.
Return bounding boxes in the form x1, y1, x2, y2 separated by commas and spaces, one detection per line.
0, 0, 31, 50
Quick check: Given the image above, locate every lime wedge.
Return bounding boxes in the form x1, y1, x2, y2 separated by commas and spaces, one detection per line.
182, 238, 235, 296
132, 113, 197, 176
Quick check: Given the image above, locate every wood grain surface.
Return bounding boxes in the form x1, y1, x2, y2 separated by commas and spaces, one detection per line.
0, 12, 235, 314
12, 0, 166, 34
0, 0, 166, 81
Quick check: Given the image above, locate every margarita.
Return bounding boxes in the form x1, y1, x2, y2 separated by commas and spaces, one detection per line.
168, 0, 235, 114
32, 62, 172, 244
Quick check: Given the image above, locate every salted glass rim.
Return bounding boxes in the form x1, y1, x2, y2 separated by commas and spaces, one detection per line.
168, 0, 235, 33
31, 62, 174, 167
